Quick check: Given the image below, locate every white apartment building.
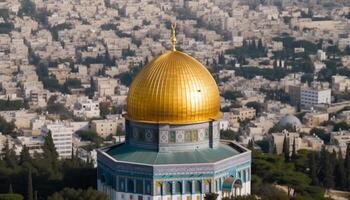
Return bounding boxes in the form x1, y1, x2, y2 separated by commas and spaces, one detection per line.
73, 97, 100, 119
300, 87, 331, 108
42, 122, 74, 159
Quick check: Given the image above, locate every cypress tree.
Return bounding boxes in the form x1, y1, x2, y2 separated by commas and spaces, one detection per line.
319, 146, 327, 183
273, 144, 277, 154
43, 131, 59, 174
345, 143, 350, 190
8, 183, 13, 193
335, 150, 346, 189
283, 135, 290, 162
3, 140, 17, 168
20, 145, 31, 165
309, 152, 319, 185
323, 150, 334, 188
251, 39, 257, 49
258, 39, 263, 50
291, 137, 297, 160
43, 131, 58, 159
27, 170, 33, 200
145, 56, 149, 64
248, 139, 254, 150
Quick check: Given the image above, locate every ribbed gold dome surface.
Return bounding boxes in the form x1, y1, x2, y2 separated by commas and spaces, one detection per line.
126, 50, 222, 124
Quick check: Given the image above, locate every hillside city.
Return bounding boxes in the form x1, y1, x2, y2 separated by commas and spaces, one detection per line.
0, 0, 350, 199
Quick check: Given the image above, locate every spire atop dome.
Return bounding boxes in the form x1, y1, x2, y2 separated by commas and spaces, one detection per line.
171, 22, 177, 51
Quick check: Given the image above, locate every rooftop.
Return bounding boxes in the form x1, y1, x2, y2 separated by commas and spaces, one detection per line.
105, 142, 242, 165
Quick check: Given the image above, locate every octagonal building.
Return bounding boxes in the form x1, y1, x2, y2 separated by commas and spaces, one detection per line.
97, 27, 251, 200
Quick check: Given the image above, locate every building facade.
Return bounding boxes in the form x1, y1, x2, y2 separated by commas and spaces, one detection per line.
42, 121, 74, 159
97, 28, 251, 200
300, 87, 331, 108
91, 119, 118, 138
73, 97, 100, 119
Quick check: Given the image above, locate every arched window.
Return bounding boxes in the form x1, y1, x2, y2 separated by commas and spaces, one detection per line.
127, 179, 134, 193
174, 181, 182, 194
145, 181, 151, 195
164, 182, 172, 195
243, 170, 247, 182
185, 181, 192, 194
204, 180, 210, 193
136, 179, 143, 194
119, 177, 125, 192
194, 180, 201, 193
155, 182, 162, 195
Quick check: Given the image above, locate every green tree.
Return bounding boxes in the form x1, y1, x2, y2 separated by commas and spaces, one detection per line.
222, 91, 242, 101
99, 102, 111, 118
231, 195, 257, 200
345, 143, 350, 190
76, 130, 103, 147
19, 145, 31, 166
291, 138, 297, 161
0, 116, 15, 135
282, 136, 290, 162
309, 128, 330, 144
245, 101, 263, 115
220, 130, 240, 141
247, 139, 254, 150
27, 170, 33, 200
319, 148, 334, 188
42, 131, 59, 175
256, 184, 289, 200
335, 151, 346, 189
3, 140, 17, 168
333, 121, 350, 131
47, 188, 108, 200
8, 184, 12, 194
272, 144, 277, 154
204, 193, 219, 200
308, 152, 319, 185
0, 194, 24, 200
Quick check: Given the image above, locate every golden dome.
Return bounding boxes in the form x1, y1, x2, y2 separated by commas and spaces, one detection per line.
126, 50, 222, 124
